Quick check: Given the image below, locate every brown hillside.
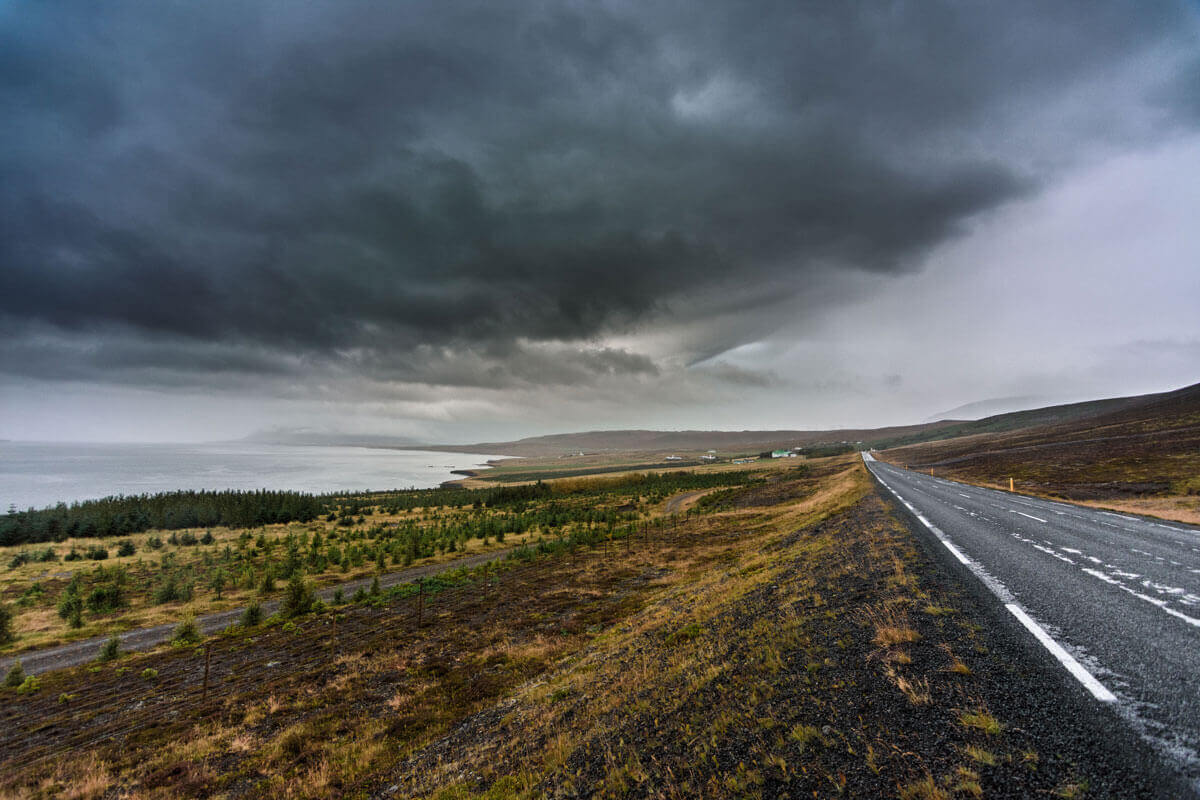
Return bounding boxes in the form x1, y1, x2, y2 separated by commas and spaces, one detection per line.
879, 382, 1200, 521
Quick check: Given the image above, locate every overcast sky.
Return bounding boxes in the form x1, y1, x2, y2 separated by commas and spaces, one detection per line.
2, 1, 1198, 444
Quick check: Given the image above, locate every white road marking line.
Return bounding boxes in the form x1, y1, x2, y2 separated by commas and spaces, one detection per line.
1153, 523, 1199, 536
1005, 604, 1117, 703
862, 454, 1117, 704
958, 493, 971, 498
1081, 569, 1200, 628
1011, 510, 1047, 523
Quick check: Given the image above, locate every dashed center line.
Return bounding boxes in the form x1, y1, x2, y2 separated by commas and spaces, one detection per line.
1011, 510, 1047, 523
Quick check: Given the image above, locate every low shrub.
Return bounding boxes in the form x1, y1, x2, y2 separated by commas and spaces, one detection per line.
154, 573, 193, 604
281, 574, 316, 618
17, 582, 44, 608
15, 675, 40, 694
172, 617, 201, 646
0, 601, 14, 645
4, 660, 24, 688
57, 580, 85, 629
116, 540, 136, 557
240, 602, 263, 627
86, 583, 125, 615
97, 634, 121, 662
666, 622, 706, 646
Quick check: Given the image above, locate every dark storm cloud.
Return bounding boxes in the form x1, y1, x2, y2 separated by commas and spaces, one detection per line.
1, 0, 1197, 391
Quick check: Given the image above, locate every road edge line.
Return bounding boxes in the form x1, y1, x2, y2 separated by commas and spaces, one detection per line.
861, 451, 1117, 704
1005, 603, 1117, 702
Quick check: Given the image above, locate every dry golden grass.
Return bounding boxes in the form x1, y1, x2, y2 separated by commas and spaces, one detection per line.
959, 708, 1003, 735
898, 775, 950, 800
229, 732, 257, 754
964, 744, 998, 766
894, 674, 932, 706
866, 605, 922, 648
48, 753, 111, 800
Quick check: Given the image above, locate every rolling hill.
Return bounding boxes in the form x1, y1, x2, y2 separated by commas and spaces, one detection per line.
877, 381, 1200, 518
417, 381, 1199, 458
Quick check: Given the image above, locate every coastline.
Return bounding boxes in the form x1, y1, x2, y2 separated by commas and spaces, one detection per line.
0, 442, 510, 511
438, 457, 516, 488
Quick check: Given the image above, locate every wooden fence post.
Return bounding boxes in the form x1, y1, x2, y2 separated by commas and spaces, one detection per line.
416, 579, 425, 628
201, 644, 212, 700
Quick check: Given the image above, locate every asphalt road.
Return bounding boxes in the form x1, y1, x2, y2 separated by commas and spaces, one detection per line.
863, 452, 1200, 788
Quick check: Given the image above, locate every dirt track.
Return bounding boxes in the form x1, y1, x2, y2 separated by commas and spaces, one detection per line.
663, 489, 710, 514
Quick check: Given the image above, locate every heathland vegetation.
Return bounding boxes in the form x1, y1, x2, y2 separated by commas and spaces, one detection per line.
0, 455, 1158, 798
0, 468, 766, 653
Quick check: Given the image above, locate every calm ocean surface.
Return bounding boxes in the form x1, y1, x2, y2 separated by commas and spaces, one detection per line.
0, 442, 503, 511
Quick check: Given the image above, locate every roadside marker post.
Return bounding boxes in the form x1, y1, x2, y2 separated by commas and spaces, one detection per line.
1010, 477, 1014, 492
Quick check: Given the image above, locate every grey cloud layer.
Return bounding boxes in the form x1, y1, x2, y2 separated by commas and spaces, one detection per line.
1, 0, 1197, 392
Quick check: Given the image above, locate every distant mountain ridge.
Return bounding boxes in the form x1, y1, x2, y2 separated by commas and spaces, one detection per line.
243, 428, 420, 448
926, 395, 1051, 422
414, 382, 1199, 457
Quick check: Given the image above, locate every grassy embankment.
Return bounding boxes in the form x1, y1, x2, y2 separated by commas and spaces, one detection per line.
0, 455, 1121, 798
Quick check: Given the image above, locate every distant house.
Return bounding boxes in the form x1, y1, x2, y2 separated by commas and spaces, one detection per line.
665, 455, 683, 461
770, 449, 795, 458
700, 454, 717, 461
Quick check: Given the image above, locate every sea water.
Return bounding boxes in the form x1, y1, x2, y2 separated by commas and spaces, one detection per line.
0, 442, 501, 511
